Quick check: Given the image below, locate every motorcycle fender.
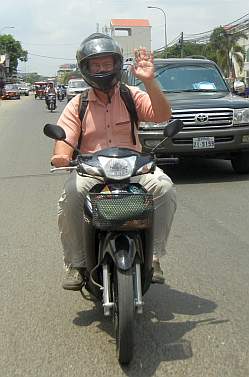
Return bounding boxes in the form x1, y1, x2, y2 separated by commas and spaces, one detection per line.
99, 233, 140, 271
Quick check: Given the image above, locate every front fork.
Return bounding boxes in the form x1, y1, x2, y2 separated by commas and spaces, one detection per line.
102, 264, 113, 316
102, 262, 144, 316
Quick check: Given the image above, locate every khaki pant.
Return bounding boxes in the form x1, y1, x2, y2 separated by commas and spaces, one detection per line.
58, 167, 177, 268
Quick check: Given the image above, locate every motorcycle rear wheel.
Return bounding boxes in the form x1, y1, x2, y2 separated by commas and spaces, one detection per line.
113, 268, 134, 364
49, 103, 54, 112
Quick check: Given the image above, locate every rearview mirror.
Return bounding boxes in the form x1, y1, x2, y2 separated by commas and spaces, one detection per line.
233, 80, 245, 94
163, 119, 184, 138
43, 124, 66, 140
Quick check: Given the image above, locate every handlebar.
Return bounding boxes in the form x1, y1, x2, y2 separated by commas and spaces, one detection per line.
69, 160, 78, 166
50, 166, 77, 173
50, 157, 179, 174
50, 156, 91, 173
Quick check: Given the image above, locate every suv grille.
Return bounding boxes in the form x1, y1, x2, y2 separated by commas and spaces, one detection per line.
172, 108, 233, 129
173, 136, 233, 145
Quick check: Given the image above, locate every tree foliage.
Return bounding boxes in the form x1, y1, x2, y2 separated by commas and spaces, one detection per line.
209, 26, 247, 77
155, 42, 208, 59
59, 71, 71, 85
0, 34, 27, 75
155, 26, 248, 78
25, 73, 43, 84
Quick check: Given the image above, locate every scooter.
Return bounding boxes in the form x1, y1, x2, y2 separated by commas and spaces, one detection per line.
47, 94, 56, 112
43, 119, 183, 364
57, 89, 65, 102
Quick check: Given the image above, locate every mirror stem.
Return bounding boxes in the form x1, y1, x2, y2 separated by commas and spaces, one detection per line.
151, 137, 168, 153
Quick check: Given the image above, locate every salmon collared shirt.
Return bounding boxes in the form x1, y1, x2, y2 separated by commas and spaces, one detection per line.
57, 83, 161, 154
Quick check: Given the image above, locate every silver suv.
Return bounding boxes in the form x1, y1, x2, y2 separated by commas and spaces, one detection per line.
66, 79, 89, 102
122, 58, 249, 174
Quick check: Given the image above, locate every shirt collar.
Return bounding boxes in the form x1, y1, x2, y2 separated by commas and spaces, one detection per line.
88, 83, 120, 102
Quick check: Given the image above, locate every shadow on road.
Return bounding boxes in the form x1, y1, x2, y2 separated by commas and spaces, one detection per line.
73, 284, 228, 375
161, 157, 249, 185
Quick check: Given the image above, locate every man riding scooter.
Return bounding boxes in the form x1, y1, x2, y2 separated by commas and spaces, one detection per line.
50, 33, 177, 290
45, 82, 57, 109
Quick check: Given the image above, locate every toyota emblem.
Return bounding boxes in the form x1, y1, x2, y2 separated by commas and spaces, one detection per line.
195, 113, 209, 124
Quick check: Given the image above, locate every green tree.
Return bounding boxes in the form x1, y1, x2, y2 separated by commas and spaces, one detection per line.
58, 70, 82, 84
0, 34, 27, 75
25, 73, 42, 84
60, 71, 71, 85
155, 27, 247, 79
155, 41, 209, 59
209, 26, 247, 77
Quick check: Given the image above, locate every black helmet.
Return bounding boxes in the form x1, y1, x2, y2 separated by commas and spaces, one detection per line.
76, 33, 123, 92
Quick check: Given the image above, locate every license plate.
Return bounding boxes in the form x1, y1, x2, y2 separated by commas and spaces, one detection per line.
193, 137, 215, 149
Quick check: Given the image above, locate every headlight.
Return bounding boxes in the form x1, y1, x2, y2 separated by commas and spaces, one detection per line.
234, 108, 249, 125
98, 156, 136, 180
140, 122, 168, 130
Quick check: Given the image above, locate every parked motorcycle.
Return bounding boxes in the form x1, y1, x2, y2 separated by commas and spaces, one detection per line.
43, 119, 183, 364
47, 93, 56, 112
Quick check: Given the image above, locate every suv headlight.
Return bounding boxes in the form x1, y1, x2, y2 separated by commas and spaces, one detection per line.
98, 156, 136, 180
234, 108, 249, 125
140, 122, 168, 130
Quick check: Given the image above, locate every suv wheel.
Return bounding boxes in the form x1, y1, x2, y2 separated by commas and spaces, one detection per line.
231, 152, 249, 174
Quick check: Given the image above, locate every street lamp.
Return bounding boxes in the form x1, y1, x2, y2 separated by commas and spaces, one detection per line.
0, 26, 15, 34
147, 6, 167, 57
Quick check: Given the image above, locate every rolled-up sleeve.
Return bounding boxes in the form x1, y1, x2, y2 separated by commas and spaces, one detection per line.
128, 85, 160, 122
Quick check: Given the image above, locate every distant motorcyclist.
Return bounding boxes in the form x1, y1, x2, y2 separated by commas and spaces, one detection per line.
45, 82, 57, 108
50, 33, 176, 290
57, 84, 65, 100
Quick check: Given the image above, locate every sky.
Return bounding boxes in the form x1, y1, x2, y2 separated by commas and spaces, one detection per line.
0, 0, 248, 76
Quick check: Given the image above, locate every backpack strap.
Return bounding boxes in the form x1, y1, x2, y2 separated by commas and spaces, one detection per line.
119, 83, 139, 145
79, 90, 89, 121
72, 90, 89, 159
78, 89, 90, 147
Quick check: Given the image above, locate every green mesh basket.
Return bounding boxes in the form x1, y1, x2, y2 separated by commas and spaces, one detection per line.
89, 192, 153, 230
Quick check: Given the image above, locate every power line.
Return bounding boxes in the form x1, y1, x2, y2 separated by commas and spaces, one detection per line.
28, 52, 75, 61
180, 12, 249, 44
225, 12, 249, 27
22, 42, 76, 46
19, 13, 249, 61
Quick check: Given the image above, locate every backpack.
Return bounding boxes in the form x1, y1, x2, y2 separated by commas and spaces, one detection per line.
75, 83, 139, 155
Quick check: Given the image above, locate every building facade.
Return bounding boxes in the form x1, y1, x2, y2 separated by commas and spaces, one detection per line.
110, 19, 151, 61
57, 63, 78, 83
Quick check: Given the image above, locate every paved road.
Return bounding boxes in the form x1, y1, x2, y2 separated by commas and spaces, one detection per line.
1, 96, 249, 377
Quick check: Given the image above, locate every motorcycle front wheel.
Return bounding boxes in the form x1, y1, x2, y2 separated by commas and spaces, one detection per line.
113, 268, 134, 364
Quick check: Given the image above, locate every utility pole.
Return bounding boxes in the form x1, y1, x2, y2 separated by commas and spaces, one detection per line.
102, 25, 109, 35
147, 6, 167, 57
179, 32, 184, 58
